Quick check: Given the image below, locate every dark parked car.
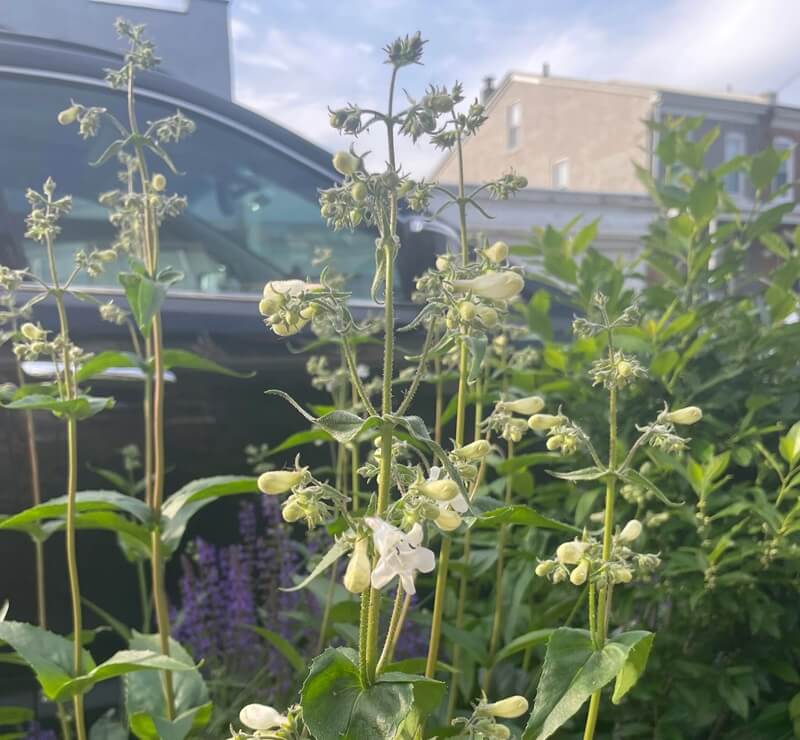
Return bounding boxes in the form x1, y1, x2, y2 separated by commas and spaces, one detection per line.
0, 33, 456, 634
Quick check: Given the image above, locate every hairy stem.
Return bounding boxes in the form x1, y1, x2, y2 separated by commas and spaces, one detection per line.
484, 438, 514, 690
376, 583, 405, 675
426, 126, 471, 679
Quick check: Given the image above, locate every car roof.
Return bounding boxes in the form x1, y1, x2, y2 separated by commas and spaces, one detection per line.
0, 31, 339, 179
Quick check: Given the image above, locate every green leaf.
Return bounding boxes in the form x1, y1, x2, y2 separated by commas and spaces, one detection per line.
780, 421, 800, 466
82, 598, 132, 641
612, 632, 655, 703
2, 393, 114, 420
0, 622, 94, 700
247, 626, 306, 674
282, 539, 350, 593
548, 467, 607, 482
465, 335, 487, 384
571, 219, 599, 255
0, 707, 33, 726
688, 176, 718, 225
267, 389, 381, 444
301, 647, 445, 740
57, 649, 194, 700
160, 476, 258, 553
76, 351, 141, 383
125, 632, 211, 740
161, 349, 253, 378
495, 629, 554, 663
650, 350, 679, 377
471, 505, 579, 534
267, 428, 331, 457
0, 491, 153, 537
523, 628, 654, 740
89, 711, 129, 740
623, 469, 683, 507
750, 146, 782, 192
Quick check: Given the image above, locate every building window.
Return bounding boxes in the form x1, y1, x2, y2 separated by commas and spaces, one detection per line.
506, 102, 521, 150
552, 159, 569, 190
724, 132, 746, 195
773, 136, 795, 199
90, 0, 190, 11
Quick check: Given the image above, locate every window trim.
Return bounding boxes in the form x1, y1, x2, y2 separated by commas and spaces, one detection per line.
506, 100, 522, 152
89, 0, 190, 12
773, 135, 795, 201
552, 158, 569, 190
723, 131, 746, 195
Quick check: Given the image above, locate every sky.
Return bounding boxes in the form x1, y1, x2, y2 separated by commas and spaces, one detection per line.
229, 0, 800, 176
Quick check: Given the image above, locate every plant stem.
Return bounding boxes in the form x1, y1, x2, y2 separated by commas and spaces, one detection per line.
426, 126, 471, 680
364, 65, 400, 684
376, 584, 404, 675
136, 559, 150, 632
484, 438, 514, 691
128, 62, 176, 717
317, 565, 338, 654
583, 375, 618, 740
44, 199, 87, 740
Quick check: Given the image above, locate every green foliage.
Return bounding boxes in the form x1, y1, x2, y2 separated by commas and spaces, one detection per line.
301, 648, 445, 739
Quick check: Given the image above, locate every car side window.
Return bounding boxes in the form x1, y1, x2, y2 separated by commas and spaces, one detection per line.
0, 74, 377, 298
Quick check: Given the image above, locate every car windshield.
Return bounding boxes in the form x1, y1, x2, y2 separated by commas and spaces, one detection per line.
0, 74, 377, 298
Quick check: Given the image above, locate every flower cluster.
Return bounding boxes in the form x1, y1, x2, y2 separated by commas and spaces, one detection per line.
450, 694, 530, 739
589, 350, 647, 390
535, 520, 661, 587
229, 702, 303, 740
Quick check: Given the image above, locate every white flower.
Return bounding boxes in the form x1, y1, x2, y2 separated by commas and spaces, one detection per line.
484, 240, 509, 263
452, 439, 491, 461
450, 271, 525, 301
239, 704, 286, 731
570, 559, 589, 586
365, 517, 435, 595
435, 491, 469, 531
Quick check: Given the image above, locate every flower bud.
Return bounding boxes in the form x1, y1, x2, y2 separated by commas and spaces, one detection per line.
570, 559, 589, 586
332, 150, 359, 176
351, 181, 368, 202
281, 500, 305, 523
435, 508, 462, 532
435, 255, 450, 271
485, 241, 509, 263
500, 396, 545, 416
343, 538, 371, 593
96, 249, 117, 262
398, 179, 415, 196
445, 310, 458, 330
257, 468, 307, 495
418, 478, 459, 501
618, 519, 642, 543
665, 406, 703, 425
546, 435, 563, 451
535, 560, 554, 577
616, 360, 632, 378
151, 173, 167, 192
57, 106, 79, 126
611, 565, 633, 584
20, 323, 45, 341
483, 695, 529, 719
556, 540, 589, 565
477, 306, 498, 327
452, 439, 491, 461
239, 704, 286, 731
458, 301, 476, 322
450, 271, 524, 301
528, 413, 561, 430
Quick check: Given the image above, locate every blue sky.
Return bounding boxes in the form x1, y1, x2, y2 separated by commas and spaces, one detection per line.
229, 0, 800, 175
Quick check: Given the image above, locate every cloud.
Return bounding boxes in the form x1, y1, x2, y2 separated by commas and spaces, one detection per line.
229, 0, 800, 177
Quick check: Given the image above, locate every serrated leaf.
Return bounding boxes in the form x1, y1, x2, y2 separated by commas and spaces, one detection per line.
523, 628, 654, 740
301, 647, 445, 740
465, 334, 487, 384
